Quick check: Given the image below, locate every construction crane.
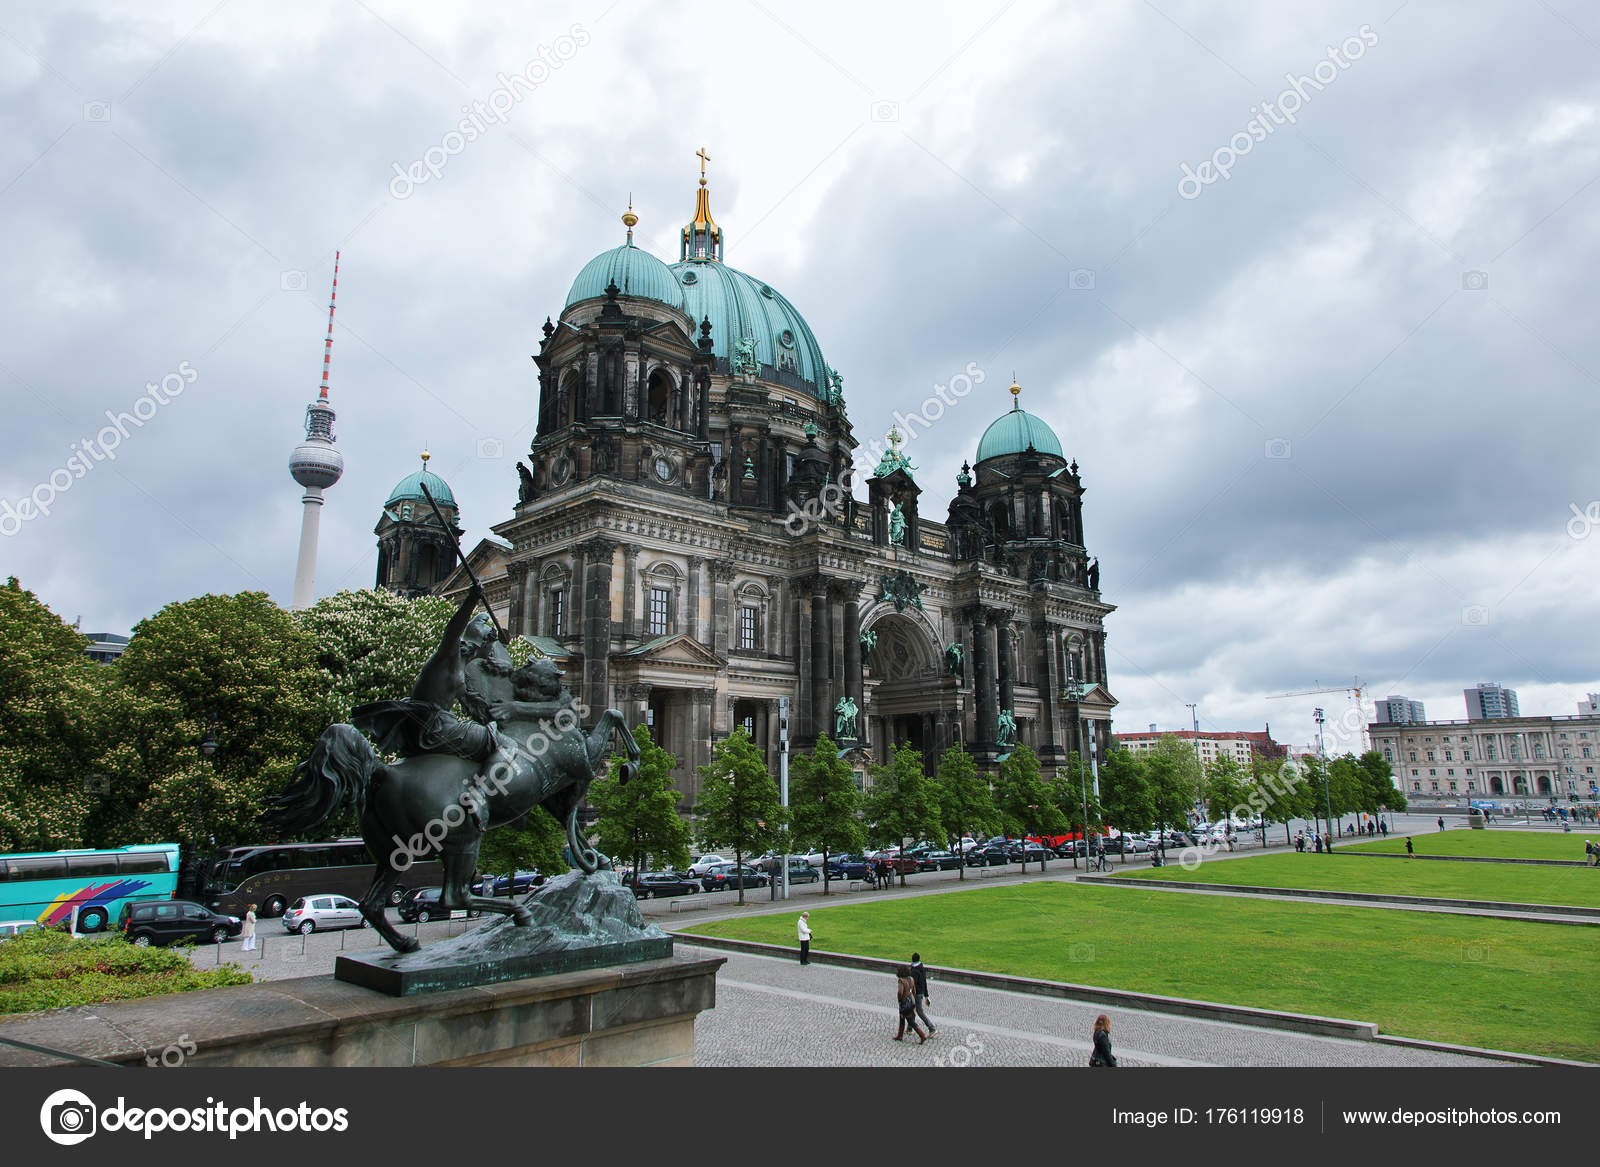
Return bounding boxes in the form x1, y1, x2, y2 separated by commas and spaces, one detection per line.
1268, 677, 1369, 753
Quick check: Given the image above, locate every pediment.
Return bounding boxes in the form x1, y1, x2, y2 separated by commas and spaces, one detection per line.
615, 633, 725, 669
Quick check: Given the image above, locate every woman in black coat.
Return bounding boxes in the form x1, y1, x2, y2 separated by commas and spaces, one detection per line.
1089, 1013, 1117, 1067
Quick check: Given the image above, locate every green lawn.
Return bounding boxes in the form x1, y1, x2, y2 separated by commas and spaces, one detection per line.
684, 883, 1600, 1061
1346, 829, 1595, 862
1121, 850, 1600, 908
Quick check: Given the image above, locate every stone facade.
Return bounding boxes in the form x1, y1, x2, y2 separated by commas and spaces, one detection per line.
1371, 715, 1600, 801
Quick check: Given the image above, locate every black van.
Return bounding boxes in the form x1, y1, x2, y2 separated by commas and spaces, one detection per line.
119, 899, 241, 946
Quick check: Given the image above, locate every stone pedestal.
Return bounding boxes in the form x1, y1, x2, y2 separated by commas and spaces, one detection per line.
0, 956, 723, 1068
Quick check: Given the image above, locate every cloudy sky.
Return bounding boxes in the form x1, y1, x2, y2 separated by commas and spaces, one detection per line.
3, 0, 1597, 754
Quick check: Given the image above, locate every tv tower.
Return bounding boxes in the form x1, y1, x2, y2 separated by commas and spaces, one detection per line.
288, 253, 345, 610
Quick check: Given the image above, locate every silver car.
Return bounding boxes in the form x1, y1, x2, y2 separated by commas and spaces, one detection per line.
281, 894, 366, 934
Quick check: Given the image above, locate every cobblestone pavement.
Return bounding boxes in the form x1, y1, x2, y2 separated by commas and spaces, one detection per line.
684, 946, 1515, 1069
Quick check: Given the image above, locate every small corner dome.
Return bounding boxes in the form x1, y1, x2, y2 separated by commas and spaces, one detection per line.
974, 407, 1065, 463
386, 467, 456, 510
565, 244, 685, 312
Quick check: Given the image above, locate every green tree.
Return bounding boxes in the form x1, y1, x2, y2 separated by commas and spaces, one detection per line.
991, 745, 1065, 872
932, 745, 997, 881
1252, 754, 1314, 844
694, 729, 787, 903
0, 578, 104, 850
1357, 749, 1406, 813
1052, 755, 1104, 869
587, 723, 691, 886
1099, 747, 1154, 864
1145, 735, 1202, 861
788, 734, 864, 895
865, 744, 942, 885
293, 588, 457, 724
112, 592, 326, 851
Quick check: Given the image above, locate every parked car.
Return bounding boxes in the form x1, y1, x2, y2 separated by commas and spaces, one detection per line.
965, 845, 1011, 867
119, 900, 241, 947
916, 850, 964, 871
1106, 834, 1145, 854
0, 920, 38, 941
1011, 843, 1054, 863
282, 894, 367, 934
482, 871, 545, 896
396, 887, 483, 924
629, 871, 703, 899
687, 855, 728, 875
782, 861, 821, 884
700, 863, 770, 893
826, 855, 873, 880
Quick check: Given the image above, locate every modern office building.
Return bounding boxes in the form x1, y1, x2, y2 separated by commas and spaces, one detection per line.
1464, 682, 1519, 720
1374, 695, 1426, 723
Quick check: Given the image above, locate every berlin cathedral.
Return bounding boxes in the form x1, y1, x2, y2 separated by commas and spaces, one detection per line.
374, 162, 1117, 808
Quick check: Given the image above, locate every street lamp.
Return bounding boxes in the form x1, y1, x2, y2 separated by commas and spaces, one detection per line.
1063, 678, 1094, 871
1314, 707, 1333, 848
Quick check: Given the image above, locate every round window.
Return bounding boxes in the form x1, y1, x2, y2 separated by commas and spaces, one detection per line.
681, 271, 698, 285
760, 284, 775, 298
779, 329, 795, 349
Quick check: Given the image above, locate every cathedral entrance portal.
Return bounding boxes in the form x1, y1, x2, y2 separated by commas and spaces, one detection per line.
863, 611, 952, 771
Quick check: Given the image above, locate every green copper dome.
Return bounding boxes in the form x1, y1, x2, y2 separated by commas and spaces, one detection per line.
669, 259, 830, 391
975, 405, 1064, 462
385, 466, 456, 510
565, 244, 686, 312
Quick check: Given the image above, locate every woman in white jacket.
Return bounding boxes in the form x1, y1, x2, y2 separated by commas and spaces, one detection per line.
797, 912, 811, 965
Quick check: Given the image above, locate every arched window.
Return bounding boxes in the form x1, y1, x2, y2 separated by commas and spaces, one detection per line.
647, 368, 675, 428
561, 369, 581, 427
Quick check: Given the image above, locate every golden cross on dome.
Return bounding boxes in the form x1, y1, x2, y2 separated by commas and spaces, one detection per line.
887, 425, 902, 448
696, 147, 710, 182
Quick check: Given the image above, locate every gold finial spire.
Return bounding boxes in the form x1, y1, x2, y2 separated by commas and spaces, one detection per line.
681, 148, 723, 262
1009, 378, 1022, 409
420, 448, 431, 467
622, 194, 637, 243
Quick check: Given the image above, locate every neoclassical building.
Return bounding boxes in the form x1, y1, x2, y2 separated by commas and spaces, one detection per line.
410, 165, 1117, 806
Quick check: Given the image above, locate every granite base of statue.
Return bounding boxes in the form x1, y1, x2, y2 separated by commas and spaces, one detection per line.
336, 870, 672, 996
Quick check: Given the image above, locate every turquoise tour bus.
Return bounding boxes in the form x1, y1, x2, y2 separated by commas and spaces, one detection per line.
0, 844, 180, 933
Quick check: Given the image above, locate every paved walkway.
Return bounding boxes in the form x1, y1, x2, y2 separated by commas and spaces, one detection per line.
685, 945, 1513, 1068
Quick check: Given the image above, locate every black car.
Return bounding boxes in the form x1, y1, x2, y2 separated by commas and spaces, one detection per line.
826, 855, 873, 879
479, 871, 545, 896
397, 887, 483, 923
965, 846, 1011, 867
1011, 843, 1053, 863
700, 863, 771, 892
916, 851, 964, 871
629, 871, 702, 899
119, 899, 241, 947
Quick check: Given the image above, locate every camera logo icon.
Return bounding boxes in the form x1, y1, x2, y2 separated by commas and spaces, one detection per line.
280, 270, 307, 292
1461, 270, 1489, 291
869, 100, 900, 122
1067, 941, 1096, 962
1265, 438, 1292, 460
82, 101, 111, 123
1462, 605, 1490, 627
1069, 268, 1096, 290
40, 1088, 97, 1145
477, 437, 504, 459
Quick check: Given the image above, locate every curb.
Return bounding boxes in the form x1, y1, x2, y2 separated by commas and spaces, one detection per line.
1078, 876, 1600, 921
1336, 852, 1589, 868
674, 933, 1379, 1041
1370, 1033, 1596, 1068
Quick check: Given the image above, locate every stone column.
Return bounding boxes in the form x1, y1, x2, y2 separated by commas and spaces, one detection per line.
581, 539, 616, 717
1093, 629, 1108, 685
523, 557, 542, 639
796, 575, 815, 740
688, 689, 715, 806
711, 561, 736, 658
993, 612, 1014, 722
506, 561, 529, 638
1036, 622, 1062, 764
967, 605, 996, 751
570, 544, 588, 644
687, 556, 704, 644
842, 585, 863, 743
629, 682, 652, 739
810, 578, 831, 740
621, 545, 640, 642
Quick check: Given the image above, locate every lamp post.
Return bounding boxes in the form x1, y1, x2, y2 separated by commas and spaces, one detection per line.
1314, 707, 1333, 848
1064, 678, 1094, 871
1185, 702, 1204, 828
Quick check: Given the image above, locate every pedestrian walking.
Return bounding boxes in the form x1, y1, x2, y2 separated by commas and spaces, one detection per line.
240, 904, 257, 952
797, 912, 811, 965
893, 965, 927, 1043
1437, 816, 1445, 832
1089, 1013, 1118, 1067
909, 952, 937, 1036
1405, 836, 1414, 856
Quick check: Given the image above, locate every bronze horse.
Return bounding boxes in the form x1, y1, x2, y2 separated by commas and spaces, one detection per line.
265, 589, 638, 954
